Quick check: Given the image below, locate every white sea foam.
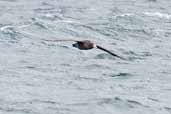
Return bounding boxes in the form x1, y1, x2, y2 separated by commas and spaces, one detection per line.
114, 13, 134, 18
0, 25, 14, 31
144, 12, 171, 19
119, 13, 134, 17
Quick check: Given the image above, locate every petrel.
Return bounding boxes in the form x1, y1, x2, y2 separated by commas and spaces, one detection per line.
44, 39, 125, 60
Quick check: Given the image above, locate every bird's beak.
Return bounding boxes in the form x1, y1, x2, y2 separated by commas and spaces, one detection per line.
72, 43, 78, 48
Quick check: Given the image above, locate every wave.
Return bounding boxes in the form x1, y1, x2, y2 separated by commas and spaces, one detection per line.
113, 12, 171, 20
143, 12, 171, 19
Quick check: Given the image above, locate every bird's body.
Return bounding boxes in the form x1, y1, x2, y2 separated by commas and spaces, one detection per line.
44, 39, 125, 60
72, 40, 96, 50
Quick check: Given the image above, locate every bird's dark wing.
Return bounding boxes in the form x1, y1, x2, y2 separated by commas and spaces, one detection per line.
96, 45, 126, 60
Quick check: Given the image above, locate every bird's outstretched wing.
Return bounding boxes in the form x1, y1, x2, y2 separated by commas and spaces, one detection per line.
96, 45, 126, 60
42, 39, 82, 42
43, 39, 126, 60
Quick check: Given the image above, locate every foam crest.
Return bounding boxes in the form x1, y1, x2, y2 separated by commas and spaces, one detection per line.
144, 12, 171, 19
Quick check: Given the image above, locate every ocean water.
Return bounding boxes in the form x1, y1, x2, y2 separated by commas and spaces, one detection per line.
0, 0, 171, 114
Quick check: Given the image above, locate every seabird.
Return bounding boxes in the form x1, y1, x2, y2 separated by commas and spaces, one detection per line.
44, 39, 125, 60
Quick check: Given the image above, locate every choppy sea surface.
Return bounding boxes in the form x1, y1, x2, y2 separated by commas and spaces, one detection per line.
0, 0, 171, 114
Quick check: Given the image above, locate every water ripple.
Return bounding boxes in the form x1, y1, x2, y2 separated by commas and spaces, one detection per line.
165, 107, 171, 114
109, 73, 133, 78
0, 0, 171, 114
94, 53, 117, 60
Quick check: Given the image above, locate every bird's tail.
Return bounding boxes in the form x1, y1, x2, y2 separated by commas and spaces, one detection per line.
96, 45, 126, 60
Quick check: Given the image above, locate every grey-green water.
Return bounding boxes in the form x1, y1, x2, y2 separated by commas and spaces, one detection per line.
0, 0, 171, 114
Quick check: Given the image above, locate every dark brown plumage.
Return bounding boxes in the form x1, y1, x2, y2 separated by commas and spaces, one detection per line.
72, 40, 95, 50
44, 39, 125, 60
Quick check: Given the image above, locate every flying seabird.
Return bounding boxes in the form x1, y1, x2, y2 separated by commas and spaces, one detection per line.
43, 39, 125, 60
